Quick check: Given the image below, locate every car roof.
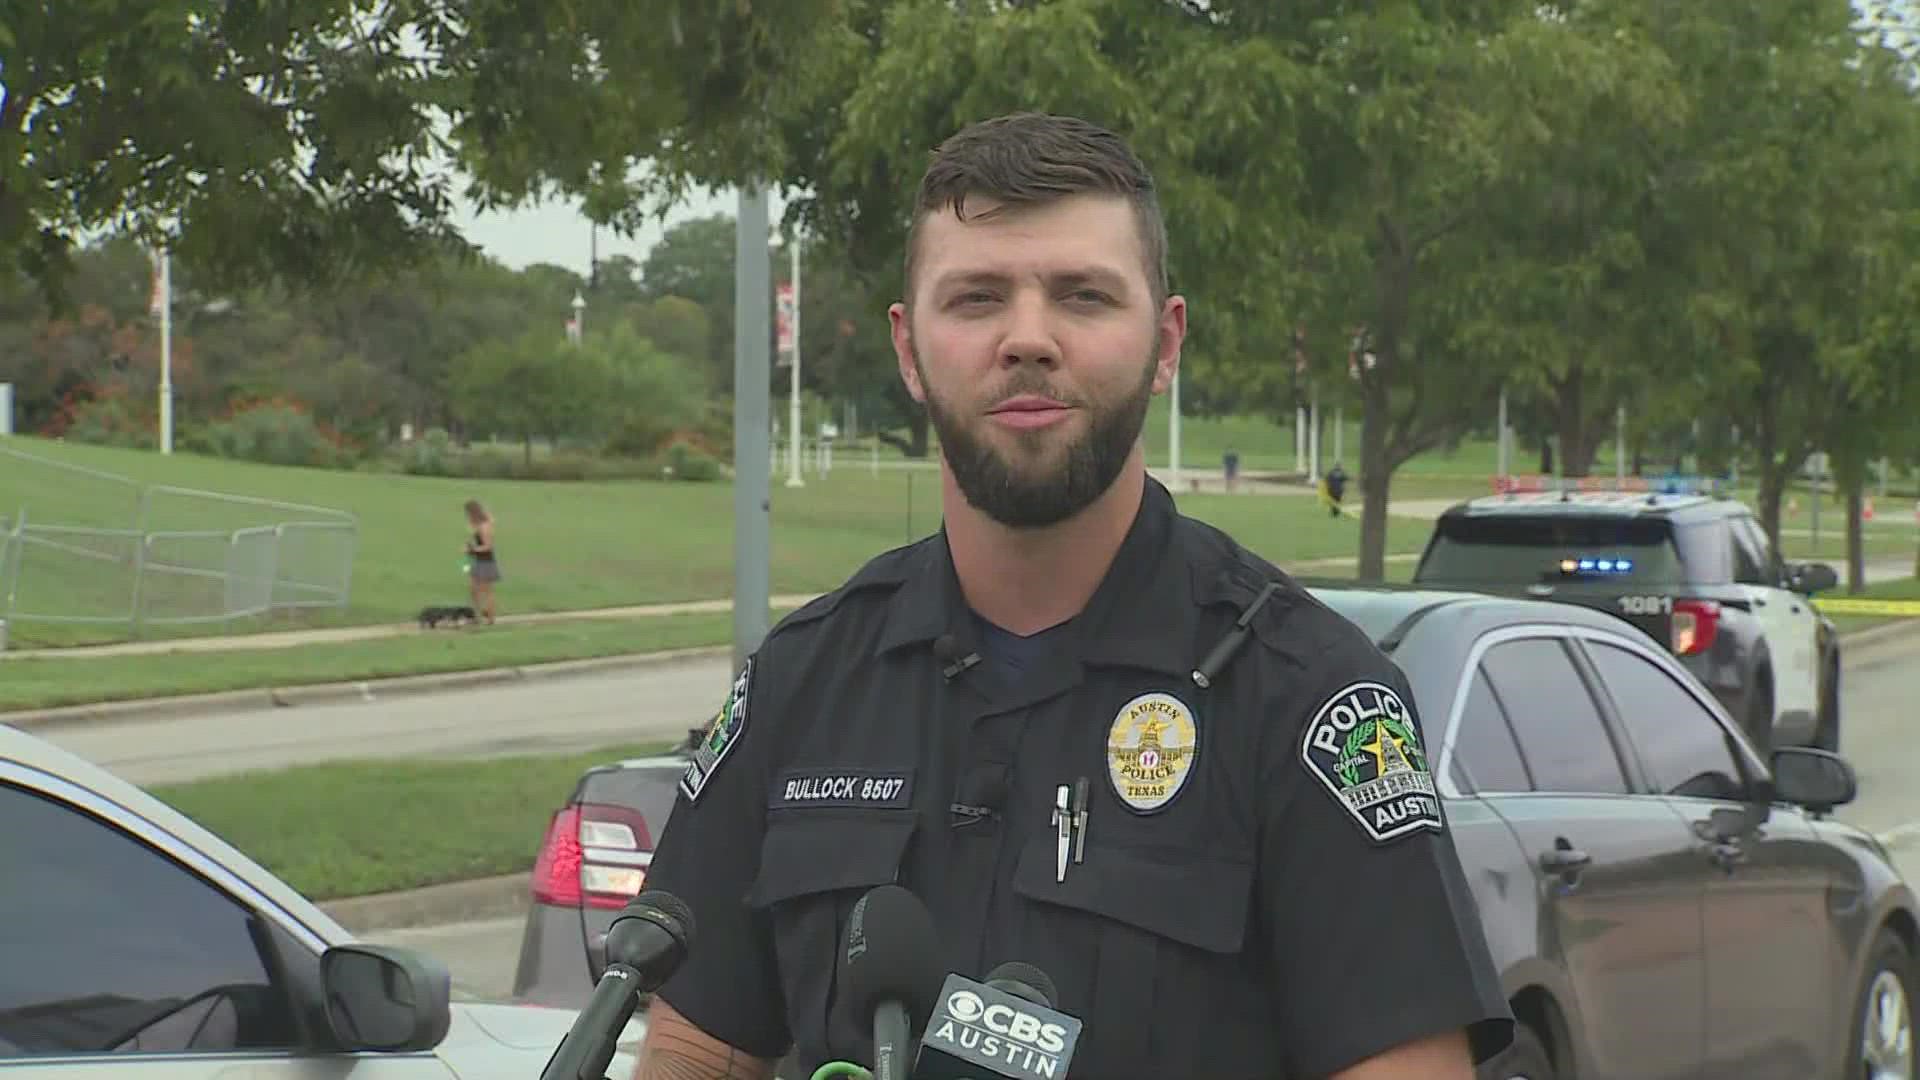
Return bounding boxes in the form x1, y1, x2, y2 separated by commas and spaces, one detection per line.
1450, 489, 1728, 519
0, 722, 354, 946
1304, 579, 1636, 645
1302, 583, 1481, 641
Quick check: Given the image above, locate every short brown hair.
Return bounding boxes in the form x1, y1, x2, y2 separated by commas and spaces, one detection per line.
903, 112, 1169, 307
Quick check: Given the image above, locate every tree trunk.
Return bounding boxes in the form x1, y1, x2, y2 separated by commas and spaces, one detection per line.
523, 435, 533, 468
1554, 365, 1595, 478
1750, 405, 1785, 550
1834, 452, 1868, 593
1847, 484, 1865, 594
1355, 219, 1413, 584
1358, 375, 1392, 582
875, 413, 931, 458
1755, 465, 1787, 554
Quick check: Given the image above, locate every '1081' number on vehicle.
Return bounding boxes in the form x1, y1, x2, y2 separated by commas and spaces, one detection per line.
1617, 595, 1673, 616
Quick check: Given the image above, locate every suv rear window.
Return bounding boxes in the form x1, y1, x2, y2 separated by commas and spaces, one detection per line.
1415, 513, 1687, 588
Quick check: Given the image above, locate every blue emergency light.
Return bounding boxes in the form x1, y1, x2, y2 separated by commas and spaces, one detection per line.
1559, 557, 1635, 575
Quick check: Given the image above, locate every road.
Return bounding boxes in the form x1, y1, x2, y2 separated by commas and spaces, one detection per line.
29, 629, 1920, 1005
41, 653, 733, 786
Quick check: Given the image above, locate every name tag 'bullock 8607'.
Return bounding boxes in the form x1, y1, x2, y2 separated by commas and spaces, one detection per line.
770, 768, 915, 811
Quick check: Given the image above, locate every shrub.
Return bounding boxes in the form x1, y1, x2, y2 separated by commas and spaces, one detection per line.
659, 439, 723, 482
400, 428, 457, 476
190, 399, 359, 469
60, 390, 154, 450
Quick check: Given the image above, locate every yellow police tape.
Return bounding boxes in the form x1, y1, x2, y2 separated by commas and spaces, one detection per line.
1812, 598, 1920, 616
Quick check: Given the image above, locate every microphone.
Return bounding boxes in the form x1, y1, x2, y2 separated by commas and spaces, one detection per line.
911, 963, 1081, 1080
839, 885, 946, 1080
983, 962, 1056, 1010
539, 890, 694, 1080
933, 634, 981, 680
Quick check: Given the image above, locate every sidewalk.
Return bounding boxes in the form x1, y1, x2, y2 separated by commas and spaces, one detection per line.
0, 593, 828, 661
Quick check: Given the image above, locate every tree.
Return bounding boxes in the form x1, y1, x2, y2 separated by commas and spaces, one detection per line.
639, 215, 739, 390
1641, 0, 1915, 549
450, 328, 615, 464
2, 1, 469, 304
1458, 4, 1694, 481
1273, 6, 1687, 577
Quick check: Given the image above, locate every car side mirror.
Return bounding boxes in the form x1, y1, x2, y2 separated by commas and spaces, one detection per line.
1792, 561, 1838, 594
320, 944, 452, 1053
1771, 746, 1856, 813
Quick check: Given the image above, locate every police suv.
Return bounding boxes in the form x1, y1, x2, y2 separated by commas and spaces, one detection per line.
1410, 479, 1842, 754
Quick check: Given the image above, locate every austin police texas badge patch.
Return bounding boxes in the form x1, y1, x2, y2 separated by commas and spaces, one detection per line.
680, 658, 752, 803
1106, 691, 1199, 813
1299, 680, 1442, 843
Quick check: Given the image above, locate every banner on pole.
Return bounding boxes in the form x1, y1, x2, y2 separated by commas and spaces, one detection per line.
775, 282, 796, 364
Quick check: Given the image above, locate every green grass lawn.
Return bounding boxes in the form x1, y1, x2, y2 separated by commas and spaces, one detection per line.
151, 739, 676, 900
1, 433, 1436, 648
1815, 575, 1920, 635
0, 613, 749, 713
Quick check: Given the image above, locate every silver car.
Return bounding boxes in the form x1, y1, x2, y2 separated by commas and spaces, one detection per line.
0, 722, 644, 1079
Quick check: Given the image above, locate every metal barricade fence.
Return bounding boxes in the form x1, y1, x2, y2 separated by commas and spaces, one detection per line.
0, 445, 359, 642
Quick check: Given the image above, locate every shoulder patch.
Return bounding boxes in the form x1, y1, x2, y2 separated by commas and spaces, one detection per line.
1299, 680, 1442, 843
680, 658, 753, 803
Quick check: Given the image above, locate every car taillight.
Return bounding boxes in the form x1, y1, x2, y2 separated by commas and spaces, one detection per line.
1672, 599, 1721, 656
530, 802, 653, 910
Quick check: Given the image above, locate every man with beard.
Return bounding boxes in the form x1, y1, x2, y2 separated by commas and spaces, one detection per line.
633, 113, 1513, 1080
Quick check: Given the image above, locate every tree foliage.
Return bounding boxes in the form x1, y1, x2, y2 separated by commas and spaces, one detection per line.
12, 0, 1920, 584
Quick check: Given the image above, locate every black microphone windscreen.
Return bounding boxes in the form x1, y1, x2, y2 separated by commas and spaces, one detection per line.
638, 889, 696, 945
984, 961, 1057, 1008
933, 634, 959, 662
840, 885, 944, 1027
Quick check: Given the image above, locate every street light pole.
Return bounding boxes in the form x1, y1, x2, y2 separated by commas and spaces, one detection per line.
787, 234, 804, 488
732, 187, 774, 671
158, 248, 173, 455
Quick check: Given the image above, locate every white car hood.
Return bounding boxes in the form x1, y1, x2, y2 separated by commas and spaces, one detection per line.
434, 1001, 647, 1080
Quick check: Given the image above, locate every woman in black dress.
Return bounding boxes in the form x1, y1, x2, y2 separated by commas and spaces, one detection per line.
464, 499, 500, 624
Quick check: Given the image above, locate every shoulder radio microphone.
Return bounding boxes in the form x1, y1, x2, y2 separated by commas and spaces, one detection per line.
538, 889, 694, 1080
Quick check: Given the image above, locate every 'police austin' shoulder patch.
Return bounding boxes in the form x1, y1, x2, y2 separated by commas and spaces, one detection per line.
680, 658, 753, 804
1299, 680, 1443, 844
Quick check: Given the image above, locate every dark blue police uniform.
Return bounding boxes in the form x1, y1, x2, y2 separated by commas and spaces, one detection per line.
645, 476, 1513, 1078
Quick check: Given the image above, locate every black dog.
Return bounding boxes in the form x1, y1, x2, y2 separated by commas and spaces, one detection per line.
418, 604, 479, 629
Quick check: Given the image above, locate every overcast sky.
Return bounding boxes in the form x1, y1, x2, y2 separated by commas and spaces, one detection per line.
449, 183, 794, 278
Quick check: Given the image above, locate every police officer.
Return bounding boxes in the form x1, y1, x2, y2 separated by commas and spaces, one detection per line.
633, 112, 1513, 1080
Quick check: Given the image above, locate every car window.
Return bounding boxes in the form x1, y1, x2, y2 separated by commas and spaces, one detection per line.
1479, 637, 1630, 795
1447, 668, 1534, 795
1583, 641, 1746, 801
1729, 516, 1778, 586
0, 783, 298, 1058
1672, 520, 1734, 586
1415, 512, 1686, 588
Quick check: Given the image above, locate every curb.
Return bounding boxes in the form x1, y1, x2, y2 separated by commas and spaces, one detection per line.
0, 644, 732, 732
320, 872, 533, 935
1839, 617, 1920, 652
9, 615, 1919, 733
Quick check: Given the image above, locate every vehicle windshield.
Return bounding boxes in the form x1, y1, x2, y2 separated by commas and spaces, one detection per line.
1415, 513, 1687, 588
